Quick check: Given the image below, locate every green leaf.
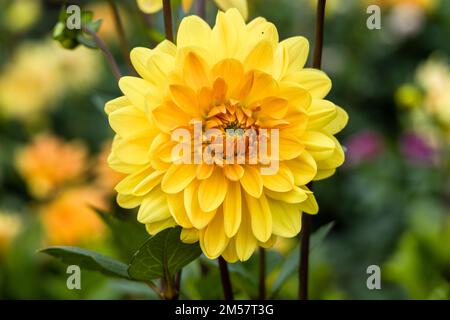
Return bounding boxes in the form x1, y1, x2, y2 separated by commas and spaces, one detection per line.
270, 221, 335, 297
40, 246, 130, 279
94, 209, 148, 260
128, 227, 202, 281
310, 221, 335, 251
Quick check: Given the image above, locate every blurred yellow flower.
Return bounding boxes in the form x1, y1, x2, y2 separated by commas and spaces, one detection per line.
16, 135, 87, 199
41, 187, 107, 245
137, 0, 248, 20
0, 40, 101, 120
94, 141, 126, 193
416, 56, 450, 126
0, 211, 22, 255
395, 84, 422, 109
4, 0, 42, 33
106, 9, 347, 261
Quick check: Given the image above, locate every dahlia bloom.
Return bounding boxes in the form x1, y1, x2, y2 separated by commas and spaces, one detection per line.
41, 187, 107, 245
106, 9, 348, 261
16, 135, 87, 199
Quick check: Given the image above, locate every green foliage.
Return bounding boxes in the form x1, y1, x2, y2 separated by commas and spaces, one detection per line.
40, 246, 130, 279
128, 227, 202, 281
52, 6, 102, 49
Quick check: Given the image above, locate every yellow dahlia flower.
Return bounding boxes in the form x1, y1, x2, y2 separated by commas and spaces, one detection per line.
106, 9, 348, 262
137, 0, 248, 20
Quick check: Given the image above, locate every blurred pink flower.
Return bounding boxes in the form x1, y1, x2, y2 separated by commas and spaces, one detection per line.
400, 131, 438, 166
345, 130, 384, 166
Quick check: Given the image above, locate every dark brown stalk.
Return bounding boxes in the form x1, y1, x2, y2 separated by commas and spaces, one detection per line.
197, 0, 206, 20
162, 0, 174, 42
218, 257, 234, 300
259, 247, 266, 300
299, 0, 326, 301
107, 0, 132, 70
81, 26, 122, 81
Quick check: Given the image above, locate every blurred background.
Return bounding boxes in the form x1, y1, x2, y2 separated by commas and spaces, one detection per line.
0, 0, 449, 299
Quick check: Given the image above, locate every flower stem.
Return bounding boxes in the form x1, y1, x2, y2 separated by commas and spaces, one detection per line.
299, 212, 311, 300
197, 0, 206, 20
312, 0, 326, 69
107, 0, 132, 70
218, 257, 234, 300
299, 0, 326, 301
81, 25, 122, 81
259, 247, 266, 300
162, 0, 174, 42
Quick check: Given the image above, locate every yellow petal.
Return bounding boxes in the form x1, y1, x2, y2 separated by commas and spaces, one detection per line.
184, 180, 217, 229
299, 188, 319, 214
261, 163, 294, 192
105, 96, 130, 114
286, 151, 317, 185
196, 163, 214, 180
316, 136, 345, 171
302, 131, 335, 153
177, 15, 212, 48
240, 165, 263, 198
116, 193, 143, 209
244, 40, 275, 73
322, 106, 348, 135
258, 97, 288, 119
223, 181, 242, 237
152, 102, 191, 133
118, 76, 153, 111
278, 36, 309, 76
268, 199, 301, 237
161, 164, 197, 194
130, 47, 154, 81
265, 185, 308, 204
221, 238, 239, 263
115, 166, 155, 194
145, 220, 176, 235
223, 164, 244, 181
182, 51, 210, 90
202, 209, 229, 259
245, 192, 272, 242
137, 187, 171, 224
278, 82, 311, 111
314, 168, 336, 181
211, 59, 244, 96
198, 167, 228, 212
137, 0, 162, 14
180, 228, 199, 244
284, 69, 331, 99
212, 11, 240, 60
109, 106, 152, 139
215, 1, 248, 20
235, 204, 257, 261
114, 135, 152, 165
146, 52, 174, 91
167, 192, 192, 228
279, 135, 304, 160
307, 99, 337, 130
169, 84, 201, 117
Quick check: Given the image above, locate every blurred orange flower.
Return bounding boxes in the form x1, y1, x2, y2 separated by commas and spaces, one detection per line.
41, 187, 107, 245
16, 135, 87, 199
